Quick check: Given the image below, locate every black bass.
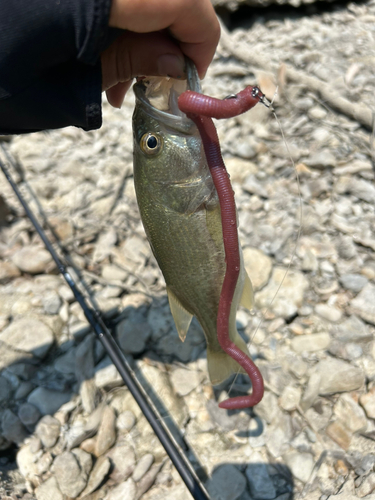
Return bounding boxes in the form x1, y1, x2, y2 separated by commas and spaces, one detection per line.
132, 63, 254, 386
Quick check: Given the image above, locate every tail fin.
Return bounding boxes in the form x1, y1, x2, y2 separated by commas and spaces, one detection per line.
207, 333, 250, 386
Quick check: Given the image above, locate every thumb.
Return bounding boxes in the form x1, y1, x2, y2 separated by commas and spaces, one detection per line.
101, 31, 186, 107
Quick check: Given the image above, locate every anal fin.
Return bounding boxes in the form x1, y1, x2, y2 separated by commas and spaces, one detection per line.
207, 333, 250, 385
166, 286, 193, 342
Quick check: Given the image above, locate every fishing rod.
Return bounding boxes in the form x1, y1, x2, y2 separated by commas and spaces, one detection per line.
0, 152, 210, 500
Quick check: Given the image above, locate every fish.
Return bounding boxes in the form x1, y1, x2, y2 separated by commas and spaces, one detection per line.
132, 63, 255, 386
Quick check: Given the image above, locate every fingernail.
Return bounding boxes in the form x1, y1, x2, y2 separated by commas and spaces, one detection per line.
157, 54, 185, 79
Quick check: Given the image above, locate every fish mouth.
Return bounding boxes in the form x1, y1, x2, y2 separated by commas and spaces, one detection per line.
133, 58, 201, 134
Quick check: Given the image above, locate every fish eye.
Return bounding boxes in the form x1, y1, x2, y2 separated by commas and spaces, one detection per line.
140, 132, 163, 156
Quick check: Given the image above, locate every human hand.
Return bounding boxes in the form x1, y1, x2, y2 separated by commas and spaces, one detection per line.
101, 0, 220, 108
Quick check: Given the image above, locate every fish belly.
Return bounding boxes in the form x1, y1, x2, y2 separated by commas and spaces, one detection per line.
136, 193, 251, 385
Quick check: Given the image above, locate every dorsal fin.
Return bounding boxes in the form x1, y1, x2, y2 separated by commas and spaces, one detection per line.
166, 286, 193, 342
240, 270, 254, 311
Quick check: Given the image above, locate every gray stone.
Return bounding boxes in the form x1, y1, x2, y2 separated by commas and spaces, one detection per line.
72, 447, 93, 477
305, 150, 336, 169
256, 267, 309, 319
337, 235, 357, 259
349, 178, 375, 203
16, 439, 41, 481
326, 419, 352, 450
207, 464, 247, 500
136, 361, 188, 428
136, 462, 164, 499
65, 423, 93, 450
308, 105, 327, 120
169, 368, 203, 396
106, 478, 136, 500
351, 283, 375, 325
69, 320, 91, 340
15, 381, 35, 399
253, 391, 281, 424
1, 409, 28, 444
225, 157, 257, 183
278, 386, 301, 411
339, 274, 368, 293
42, 291, 62, 315
0, 376, 12, 402
148, 307, 172, 341
360, 388, 375, 419
334, 394, 368, 433
315, 304, 342, 322
80, 455, 110, 497
301, 248, 318, 272
7, 362, 37, 380
101, 264, 128, 282
300, 372, 321, 411
117, 410, 136, 432
243, 175, 268, 198
356, 473, 375, 497
265, 414, 293, 458
246, 452, 276, 499
95, 405, 117, 456
94, 356, 124, 389
291, 332, 331, 353
242, 247, 273, 291
27, 387, 71, 415
117, 317, 152, 354
334, 315, 373, 343
132, 453, 154, 482
106, 443, 136, 483
11, 246, 53, 274
356, 455, 375, 476
0, 317, 54, 359
0, 260, 21, 281
54, 348, 76, 375
92, 228, 118, 262
359, 355, 375, 382
345, 343, 363, 360
233, 138, 257, 159
35, 415, 61, 448
18, 403, 41, 427
284, 452, 314, 483
80, 378, 101, 414
52, 451, 87, 498
314, 358, 365, 395
75, 334, 95, 382
35, 476, 64, 500
36, 451, 53, 476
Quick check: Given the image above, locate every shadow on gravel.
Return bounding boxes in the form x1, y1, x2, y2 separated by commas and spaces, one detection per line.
217, 0, 371, 31
0, 293, 295, 499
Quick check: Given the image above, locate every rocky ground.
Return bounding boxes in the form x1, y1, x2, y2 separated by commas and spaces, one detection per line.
1, 1, 375, 499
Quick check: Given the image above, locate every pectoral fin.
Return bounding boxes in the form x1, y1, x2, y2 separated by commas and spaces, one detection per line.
166, 286, 193, 342
240, 270, 254, 311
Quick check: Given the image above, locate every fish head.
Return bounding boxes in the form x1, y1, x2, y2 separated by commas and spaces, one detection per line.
132, 61, 215, 215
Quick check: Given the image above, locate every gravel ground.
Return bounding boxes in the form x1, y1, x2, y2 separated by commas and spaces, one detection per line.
0, 1, 375, 499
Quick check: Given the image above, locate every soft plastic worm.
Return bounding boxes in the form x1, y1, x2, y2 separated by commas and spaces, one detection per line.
178, 86, 265, 410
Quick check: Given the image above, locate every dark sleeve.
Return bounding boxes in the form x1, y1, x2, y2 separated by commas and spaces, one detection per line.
0, 0, 120, 134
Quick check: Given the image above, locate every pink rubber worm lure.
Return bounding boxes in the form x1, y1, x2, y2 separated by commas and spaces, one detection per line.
178, 86, 266, 410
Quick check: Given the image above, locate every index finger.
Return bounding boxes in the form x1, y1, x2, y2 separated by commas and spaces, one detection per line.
108, 0, 220, 77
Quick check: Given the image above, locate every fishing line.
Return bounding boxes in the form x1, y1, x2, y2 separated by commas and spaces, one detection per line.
0, 151, 210, 500
227, 88, 304, 400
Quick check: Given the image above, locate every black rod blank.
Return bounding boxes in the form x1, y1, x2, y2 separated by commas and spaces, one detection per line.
0, 157, 210, 500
